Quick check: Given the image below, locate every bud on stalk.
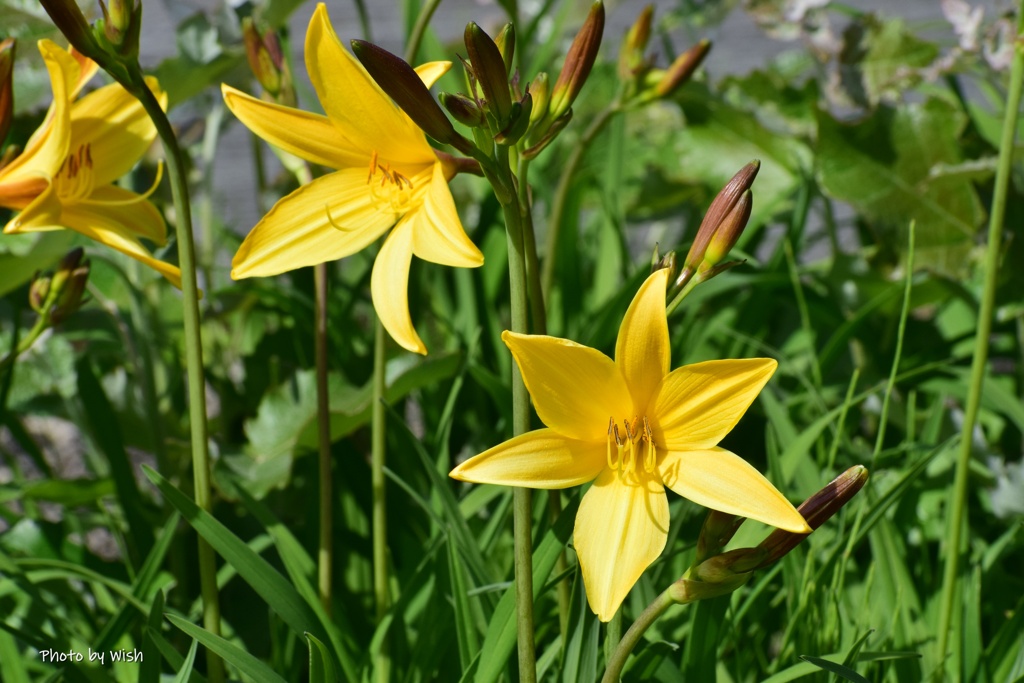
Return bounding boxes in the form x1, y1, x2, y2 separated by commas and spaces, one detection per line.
494, 23, 516, 76
545, 2, 605, 125
464, 23, 513, 126
98, 0, 141, 57
0, 38, 14, 146
654, 39, 710, 98
351, 40, 472, 155
243, 19, 290, 102
618, 4, 653, 80
441, 92, 486, 128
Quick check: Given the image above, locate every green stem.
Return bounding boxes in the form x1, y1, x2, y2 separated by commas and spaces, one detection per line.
404, 0, 443, 64
540, 105, 617, 300
372, 314, 391, 682
315, 262, 333, 615
490, 145, 537, 683
601, 588, 675, 683
130, 73, 223, 683
934, 6, 1024, 673
0, 308, 51, 374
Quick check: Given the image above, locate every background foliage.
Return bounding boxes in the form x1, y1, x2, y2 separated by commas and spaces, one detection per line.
1, 0, 1022, 681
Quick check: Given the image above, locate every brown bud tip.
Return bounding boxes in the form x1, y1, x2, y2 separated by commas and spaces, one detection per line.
38, 0, 103, 60
548, 2, 605, 122
755, 465, 869, 569
464, 22, 512, 126
618, 4, 654, 80
351, 39, 458, 146
682, 160, 760, 270
0, 38, 14, 145
494, 23, 515, 76
655, 39, 711, 97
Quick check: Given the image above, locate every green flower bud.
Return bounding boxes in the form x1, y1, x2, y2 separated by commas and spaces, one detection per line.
494, 23, 515, 76
29, 275, 52, 314
654, 39, 710, 98
547, 2, 605, 122
494, 91, 532, 146
440, 92, 486, 128
98, 0, 140, 57
528, 72, 549, 126
464, 22, 513, 126
618, 4, 653, 80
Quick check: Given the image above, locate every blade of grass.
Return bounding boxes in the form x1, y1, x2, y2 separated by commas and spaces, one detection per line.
166, 614, 288, 683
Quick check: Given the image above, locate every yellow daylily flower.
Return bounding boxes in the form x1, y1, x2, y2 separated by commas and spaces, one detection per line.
222, 3, 483, 355
450, 268, 810, 621
0, 40, 180, 287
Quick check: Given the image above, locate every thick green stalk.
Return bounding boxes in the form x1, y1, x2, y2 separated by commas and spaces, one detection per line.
130, 74, 223, 683
934, 6, 1024, 673
540, 105, 617, 300
601, 588, 675, 683
315, 262, 333, 615
490, 145, 537, 683
371, 314, 391, 682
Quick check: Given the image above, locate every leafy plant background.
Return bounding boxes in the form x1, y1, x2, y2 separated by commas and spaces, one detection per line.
1, 0, 1022, 681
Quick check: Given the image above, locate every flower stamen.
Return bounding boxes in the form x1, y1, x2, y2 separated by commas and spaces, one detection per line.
53, 144, 95, 202
606, 416, 657, 474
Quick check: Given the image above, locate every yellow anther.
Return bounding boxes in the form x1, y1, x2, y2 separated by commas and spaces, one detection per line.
367, 150, 379, 184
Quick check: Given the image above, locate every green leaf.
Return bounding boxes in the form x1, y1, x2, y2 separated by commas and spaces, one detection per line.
166, 614, 288, 683
799, 654, 871, 683
232, 353, 461, 496
172, 639, 199, 683
143, 467, 324, 643
473, 495, 579, 683
0, 232, 75, 298
816, 98, 985, 275
305, 633, 338, 683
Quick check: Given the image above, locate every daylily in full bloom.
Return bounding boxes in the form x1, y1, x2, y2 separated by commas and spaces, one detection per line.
450, 268, 810, 620
222, 4, 484, 355
0, 40, 180, 287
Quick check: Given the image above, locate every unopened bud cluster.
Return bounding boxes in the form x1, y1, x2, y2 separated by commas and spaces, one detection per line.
243, 19, 295, 107
30, 248, 91, 326
350, 2, 606, 161
669, 466, 868, 606
617, 5, 710, 105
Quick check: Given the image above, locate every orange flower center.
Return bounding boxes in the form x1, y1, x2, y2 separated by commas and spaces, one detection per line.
366, 150, 416, 214
53, 144, 95, 202
606, 416, 656, 474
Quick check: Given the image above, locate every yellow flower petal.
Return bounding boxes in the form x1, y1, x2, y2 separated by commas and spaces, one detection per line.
305, 3, 433, 166
0, 40, 74, 184
574, 467, 668, 621
231, 169, 394, 279
4, 180, 63, 233
413, 61, 452, 89
371, 220, 423, 354
653, 358, 777, 450
68, 47, 99, 98
659, 447, 810, 532
502, 331, 632, 442
615, 269, 670, 416
68, 219, 182, 288
450, 429, 605, 488
221, 84, 362, 169
69, 77, 164, 186
410, 163, 483, 268
79, 185, 167, 244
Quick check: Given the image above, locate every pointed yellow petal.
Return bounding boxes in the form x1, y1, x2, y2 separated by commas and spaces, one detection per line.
79, 185, 167, 243
231, 169, 394, 279
413, 61, 452, 89
68, 46, 99, 98
69, 78, 161, 186
305, 4, 433, 166
221, 84, 362, 169
450, 428, 605, 488
4, 180, 63, 233
615, 269, 670, 415
502, 331, 632, 442
371, 220, 424, 354
0, 40, 75, 183
575, 468, 668, 621
659, 447, 810, 532
653, 358, 777, 450
410, 163, 483, 268
52, 202, 182, 288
